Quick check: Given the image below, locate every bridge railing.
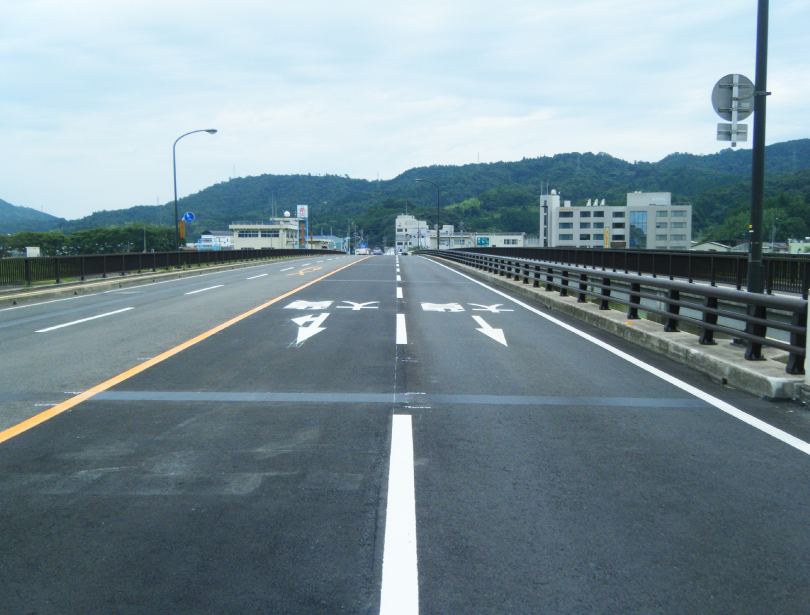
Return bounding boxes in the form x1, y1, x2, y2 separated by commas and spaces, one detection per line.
424, 249, 807, 375
461, 247, 810, 298
0, 249, 337, 287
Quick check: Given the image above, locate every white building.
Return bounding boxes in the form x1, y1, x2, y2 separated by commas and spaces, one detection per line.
197, 230, 234, 250
229, 219, 301, 250
395, 214, 431, 251
547, 192, 692, 250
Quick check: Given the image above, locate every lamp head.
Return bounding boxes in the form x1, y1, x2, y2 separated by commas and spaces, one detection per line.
205, 129, 217, 134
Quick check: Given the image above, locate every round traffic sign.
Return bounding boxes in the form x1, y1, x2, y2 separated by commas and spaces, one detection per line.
182, 212, 195, 223
711, 74, 754, 121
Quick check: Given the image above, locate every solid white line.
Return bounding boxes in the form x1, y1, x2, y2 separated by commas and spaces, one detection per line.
184, 285, 224, 295
397, 314, 407, 344
35, 308, 134, 333
397, 287, 403, 299
426, 258, 810, 456
379, 414, 419, 615
280, 267, 294, 272
246, 274, 268, 279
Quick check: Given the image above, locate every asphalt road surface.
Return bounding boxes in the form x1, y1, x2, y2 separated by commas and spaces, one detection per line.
1, 253, 809, 614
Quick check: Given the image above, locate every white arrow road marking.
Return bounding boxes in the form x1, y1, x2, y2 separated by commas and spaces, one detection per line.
472, 315, 507, 346
421, 302, 464, 312
469, 303, 514, 313
36, 308, 134, 333
285, 300, 333, 310
336, 301, 379, 310
291, 313, 329, 344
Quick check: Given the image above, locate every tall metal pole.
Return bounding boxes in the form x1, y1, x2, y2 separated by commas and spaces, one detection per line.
173, 129, 217, 250
745, 0, 769, 360
747, 0, 769, 294
415, 179, 440, 249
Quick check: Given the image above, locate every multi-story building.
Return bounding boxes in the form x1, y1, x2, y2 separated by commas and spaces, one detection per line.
547, 192, 692, 250
395, 214, 431, 251
229, 219, 301, 250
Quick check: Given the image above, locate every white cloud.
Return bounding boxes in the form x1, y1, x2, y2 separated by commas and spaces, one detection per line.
0, 0, 807, 219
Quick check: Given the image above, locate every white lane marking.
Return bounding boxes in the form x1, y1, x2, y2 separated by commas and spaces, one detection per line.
427, 258, 810, 456
35, 308, 134, 333
397, 287, 403, 299
397, 314, 408, 344
380, 414, 419, 615
472, 315, 507, 346
337, 301, 379, 310
280, 267, 294, 272
396, 275, 402, 282
184, 285, 224, 295
246, 274, 268, 280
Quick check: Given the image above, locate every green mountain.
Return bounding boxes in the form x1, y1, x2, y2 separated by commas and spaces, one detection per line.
4, 138, 810, 246
0, 198, 66, 234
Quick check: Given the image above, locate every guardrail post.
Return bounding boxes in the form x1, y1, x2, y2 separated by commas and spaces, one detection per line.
698, 297, 719, 345
54, 257, 60, 284
627, 282, 641, 319
534, 265, 541, 288
559, 270, 569, 297
785, 308, 805, 375
664, 289, 680, 332
522, 263, 530, 284
578, 273, 588, 303
744, 304, 767, 360
545, 268, 554, 292
600, 277, 611, 310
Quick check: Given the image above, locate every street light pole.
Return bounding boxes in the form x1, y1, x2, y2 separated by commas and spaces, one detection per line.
173, 129, 217, 250
770, 217, 779, 252
415, 179, 440, 249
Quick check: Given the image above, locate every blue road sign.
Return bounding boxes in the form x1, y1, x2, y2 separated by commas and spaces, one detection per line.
183, 212, 195, 223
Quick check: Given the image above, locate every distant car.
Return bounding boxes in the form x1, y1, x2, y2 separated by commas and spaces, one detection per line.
372, 247, 383, 255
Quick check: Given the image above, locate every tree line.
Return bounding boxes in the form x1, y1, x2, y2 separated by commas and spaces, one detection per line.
0, 224, 175, 257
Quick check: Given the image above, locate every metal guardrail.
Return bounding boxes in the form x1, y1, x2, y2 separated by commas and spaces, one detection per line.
463, 247, 810, 298
0, 248, 337, 287
424, 249, 807, 375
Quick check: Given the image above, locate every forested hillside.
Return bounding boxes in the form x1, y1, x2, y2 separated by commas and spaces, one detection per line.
3, 139, 809, 248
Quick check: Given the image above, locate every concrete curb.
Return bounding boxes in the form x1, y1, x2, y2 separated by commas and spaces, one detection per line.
0, 255, 317, 309
427, 256, 805, 400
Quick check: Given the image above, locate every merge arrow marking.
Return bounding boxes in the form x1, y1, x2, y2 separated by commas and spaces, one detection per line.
472, 315, 507, 346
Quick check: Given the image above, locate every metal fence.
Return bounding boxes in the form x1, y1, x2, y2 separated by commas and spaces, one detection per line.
0, 248, 337, 287
461, 247, 810, 298
425, 249, 807, 375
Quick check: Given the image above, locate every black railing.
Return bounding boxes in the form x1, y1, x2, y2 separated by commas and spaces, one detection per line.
425, 249, 807, 375
0, 249, 337, 287
460, 247, 810, 298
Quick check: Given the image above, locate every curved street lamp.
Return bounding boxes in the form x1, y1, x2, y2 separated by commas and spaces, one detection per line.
173, 129, 217, 249
415, 179, 441, 250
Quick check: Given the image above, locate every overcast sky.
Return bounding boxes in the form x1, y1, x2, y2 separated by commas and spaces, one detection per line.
1, 0, 808, 220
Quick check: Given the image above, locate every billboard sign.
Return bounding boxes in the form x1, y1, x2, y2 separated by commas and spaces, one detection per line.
297, 205, 309, 219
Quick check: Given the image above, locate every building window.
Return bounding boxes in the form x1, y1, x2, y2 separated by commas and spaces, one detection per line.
593, 222, 604, 229
593, 211, 605, 218
612, 223, 625, 229
612, 211, 625, 218
656, 211, 669, 217
656, 234, 667, 240
580, 222, 591, 229
656, 222, 668, 228
261, 230, 280, 237
629, 210, 647, 249
559, 211, 574, 218
671, 246, 687, 250
672, 210, 687, 217
613, 234, 625, 240
592, 234, 604, 241
559, 222, 573, 229
671, 234, 686, 240
580, 211, 591, 218
238, 230, 259, 238
671, 222, 686, 228
580, 234, 590, 240
559, 234, 573, 240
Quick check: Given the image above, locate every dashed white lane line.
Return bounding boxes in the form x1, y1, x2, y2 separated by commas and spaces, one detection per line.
379, 414, 419, 615
35, 308, 134, 333
396, 314, 407, 344
184, 285, 224, 295
246, 274, 268, 280
396, 275, 402, 282
280, 267, 294, 272
397, 287, 403, 299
